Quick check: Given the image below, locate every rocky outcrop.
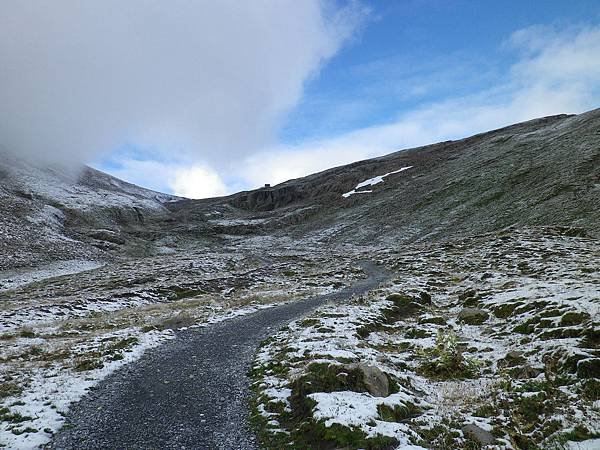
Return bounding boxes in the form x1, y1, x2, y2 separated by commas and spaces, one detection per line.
458, 308, 489, 325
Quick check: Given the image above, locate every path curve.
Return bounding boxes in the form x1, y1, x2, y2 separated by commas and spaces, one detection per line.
49, 262, 389, 450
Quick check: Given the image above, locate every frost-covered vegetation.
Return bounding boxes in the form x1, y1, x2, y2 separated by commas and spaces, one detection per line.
0, 242, 362, 449
251, 228, 600, 449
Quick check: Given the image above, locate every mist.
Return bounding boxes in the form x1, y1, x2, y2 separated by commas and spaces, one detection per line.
0, 1, 363, 169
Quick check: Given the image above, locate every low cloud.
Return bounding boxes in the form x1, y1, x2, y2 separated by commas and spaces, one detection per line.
0, 0, 366, 168
170, 166, 228, 199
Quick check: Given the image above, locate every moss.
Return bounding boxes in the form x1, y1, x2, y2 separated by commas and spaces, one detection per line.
538, 328, 582, 340
581, 379, 600, 401
419, 316, 446, 325
106, 337, 138, 352
514, 393, 548, 424
299, 318, 320, 328
11, 427, 38, 435
562, 425, 600, 442
18, 329, 35, 338
559, 311, 589, 327
74, 358, 104, 372
0, 408, 33, 424
0, 382, 22, 400
249, 360, 290, 379
251, 365, 399, 450
357, 299, 422, 339
316, 327, 335, 334
404, 328, 429, 339
290, 363, 367, 399
581, 327, 600, 349
511, 433, 537, 450
539, 308, 563, 318
417, 330, 480, 380
296, 421, 398, 450
416, 421, 462, 449
513, 322, 536, 335
493, 302, 521, 319
377, 403, 420, 422
473, 404, 496, 418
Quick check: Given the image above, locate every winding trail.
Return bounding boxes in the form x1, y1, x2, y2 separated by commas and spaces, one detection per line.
49, 262, 389, 450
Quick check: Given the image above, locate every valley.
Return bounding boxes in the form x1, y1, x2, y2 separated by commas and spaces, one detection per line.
0, 110, 599, 449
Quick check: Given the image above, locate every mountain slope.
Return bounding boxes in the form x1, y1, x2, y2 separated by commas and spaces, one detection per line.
0, 154, 178, 270
172, 108, 600, 243
1, 108, 599, 271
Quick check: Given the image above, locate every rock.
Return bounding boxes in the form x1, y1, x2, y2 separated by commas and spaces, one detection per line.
458, 289, 477, 302
577, 358, 600, 379
508, 364, 543, 379
419, 316, 446, 325
418, 291, 432, 305
462, 423, 494, 446
458, 308, 489, 325
498, 351, 527, 368
357, 363, 389, 397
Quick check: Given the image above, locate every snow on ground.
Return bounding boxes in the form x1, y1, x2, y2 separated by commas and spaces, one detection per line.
251, 228, 600, 449
0, 260, 103, 293
569, 438, 600, 449
0, 301, 300, 450
0, 247, 366, 449
0, 329, 173, 450
342, 166, 413, 198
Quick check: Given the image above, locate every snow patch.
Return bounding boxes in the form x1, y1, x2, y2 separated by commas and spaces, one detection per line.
342, 166, 413, 198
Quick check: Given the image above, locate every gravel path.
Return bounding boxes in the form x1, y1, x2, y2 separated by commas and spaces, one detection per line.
49, 262, 389, 450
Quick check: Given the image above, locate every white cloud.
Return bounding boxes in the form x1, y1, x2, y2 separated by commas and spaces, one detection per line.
170, 166, 228, 199
232, 25, 600, 190
0, 0, 367, 168
94, 157, 228, 199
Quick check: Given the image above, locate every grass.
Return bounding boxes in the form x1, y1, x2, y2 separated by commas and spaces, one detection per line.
0, 383, 22, 400
0, 407, 33, 424
417, 330, 481, 380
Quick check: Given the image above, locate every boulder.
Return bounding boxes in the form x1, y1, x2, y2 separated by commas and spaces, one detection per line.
498, 351, 527, 368
577, 358, 600, 379
418, 291, 432, 305
458, 308, 489, 325
462, 423, 494, 446
357, 363, 390, 397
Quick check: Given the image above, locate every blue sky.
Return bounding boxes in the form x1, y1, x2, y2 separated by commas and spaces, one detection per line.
280, 0, 600, 143
85, 0, 600, 196
2, 1, 600, 198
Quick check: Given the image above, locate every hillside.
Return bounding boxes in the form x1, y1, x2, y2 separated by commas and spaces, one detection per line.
0, 109, 599, 450
2, 108, 599, 272
0, 153, 178, 271
172, 108, 600, 243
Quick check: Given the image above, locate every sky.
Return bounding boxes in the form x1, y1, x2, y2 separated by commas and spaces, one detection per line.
1, 1, 600, 198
